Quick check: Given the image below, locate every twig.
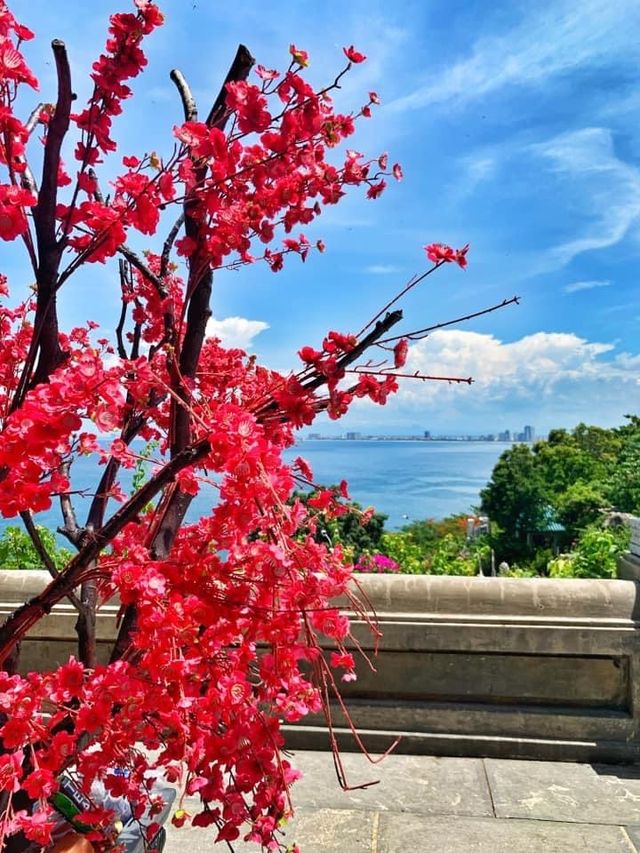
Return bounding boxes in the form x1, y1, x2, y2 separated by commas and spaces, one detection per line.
346, 369, 473, 383
356, 264, 443, 338
19, 511, 82, 611
160, 213, 184, 277
376, 296, 521, 345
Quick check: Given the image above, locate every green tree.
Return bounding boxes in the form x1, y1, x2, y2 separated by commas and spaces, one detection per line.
607, 432, 640, 513
556, 480, 606, 533
0, 526, 72, 570
480, 444, 548, 559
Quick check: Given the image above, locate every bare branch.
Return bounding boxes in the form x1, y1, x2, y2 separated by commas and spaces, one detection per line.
117, 244, 169, 299
170, 69, 197, 122
19, 511, 82, 610
346, 369, 473, 383
356, 265, 442, 338
377, 296, 521, 345
160, 213, 184, 277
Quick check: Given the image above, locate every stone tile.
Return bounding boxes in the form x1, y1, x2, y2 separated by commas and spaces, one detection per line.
288, 751, 493, 817
165, 808, 375, 852
486, 759, 640, 825
378, 814, 633, 853
624, 824, 640, 852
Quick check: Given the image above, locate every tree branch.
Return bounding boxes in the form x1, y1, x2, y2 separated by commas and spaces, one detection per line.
12, 41, 72, 406
19, 511, 82, 610
170, 69, 198, 122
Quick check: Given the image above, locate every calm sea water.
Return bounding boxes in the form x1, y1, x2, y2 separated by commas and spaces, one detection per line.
284, 440, 508, 528
1, 440, 510, 536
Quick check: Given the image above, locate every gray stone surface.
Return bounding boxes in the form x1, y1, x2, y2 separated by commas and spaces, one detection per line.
624, 824, 640, 851
486, 758, 640, 825
162, 753, 640, 852
377, 814, 634, 853
288, 750, 493, 817
166, 808, 375, 852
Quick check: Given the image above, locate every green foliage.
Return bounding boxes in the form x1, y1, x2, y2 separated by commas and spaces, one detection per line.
556, 480, 606, 533
427, 533, 477, 576
378, 531, 426, 573
0, 526, 72, 570
607, 432, 640, 514
548, 525, 630, 579
131, 439, 160, 496
376, 525, 483, 576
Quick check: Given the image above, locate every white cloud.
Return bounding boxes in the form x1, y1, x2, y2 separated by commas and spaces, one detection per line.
564, 279, 612, 293
531, 127, 640, 266
346, 329, 640, 431
205, 316, 269, 350
388, 0, 640, 112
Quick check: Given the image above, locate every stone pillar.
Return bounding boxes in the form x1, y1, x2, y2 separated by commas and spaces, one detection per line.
617, 517, 640, 580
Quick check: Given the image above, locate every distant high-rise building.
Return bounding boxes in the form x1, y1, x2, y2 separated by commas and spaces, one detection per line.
424, 430, 431, 440
523, 425, 535, 442
345, 431, 361, 440
498, 429, 511, 442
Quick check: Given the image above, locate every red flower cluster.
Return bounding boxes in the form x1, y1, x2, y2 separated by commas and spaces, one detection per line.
424, 242, 470, 268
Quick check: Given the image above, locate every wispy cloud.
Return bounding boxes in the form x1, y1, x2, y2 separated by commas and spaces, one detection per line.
206, 316, 268, 350
532, 128, 640, 265
565, 279, 612, 293
364, 264, 403, 275
388, 0, 640, 113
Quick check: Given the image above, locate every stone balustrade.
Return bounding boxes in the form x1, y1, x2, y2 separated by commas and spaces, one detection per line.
2, 569, 640, 762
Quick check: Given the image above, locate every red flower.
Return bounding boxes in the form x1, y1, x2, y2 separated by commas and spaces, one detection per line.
343, 45, 367, 64
425, 242, 455, 264
289, 44, 309, 67
455, 243, 470, 269
393, 338, 408, 369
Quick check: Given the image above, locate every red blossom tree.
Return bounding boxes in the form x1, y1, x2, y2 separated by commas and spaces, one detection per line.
0, 2, 516, 849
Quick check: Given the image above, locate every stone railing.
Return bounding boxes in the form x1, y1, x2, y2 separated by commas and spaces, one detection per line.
2, 569, 640, 763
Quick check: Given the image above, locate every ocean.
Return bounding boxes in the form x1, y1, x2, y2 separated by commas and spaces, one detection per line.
0, 440, 510, 536
283, 440, 508, 528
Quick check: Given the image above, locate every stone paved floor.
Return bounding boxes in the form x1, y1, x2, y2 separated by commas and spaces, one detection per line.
165, 752, 640, 852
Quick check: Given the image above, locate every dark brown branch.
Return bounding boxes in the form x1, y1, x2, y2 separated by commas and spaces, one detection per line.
346, 369, 473, 383
303, 310, 403, 393
356, 264, 442, 338
206, 45, 254, 129
19, 511, 82, 610
58, 502, 83, 547
116, 259, 131, 360
160, 213, 184, 277
117, 245, 168, 299
13, 41, 72, 402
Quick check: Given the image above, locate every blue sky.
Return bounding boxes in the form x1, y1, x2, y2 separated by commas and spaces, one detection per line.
9, 0, 640, 436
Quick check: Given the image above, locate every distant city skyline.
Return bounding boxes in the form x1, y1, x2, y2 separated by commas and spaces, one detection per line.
305, 424, 540, 442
